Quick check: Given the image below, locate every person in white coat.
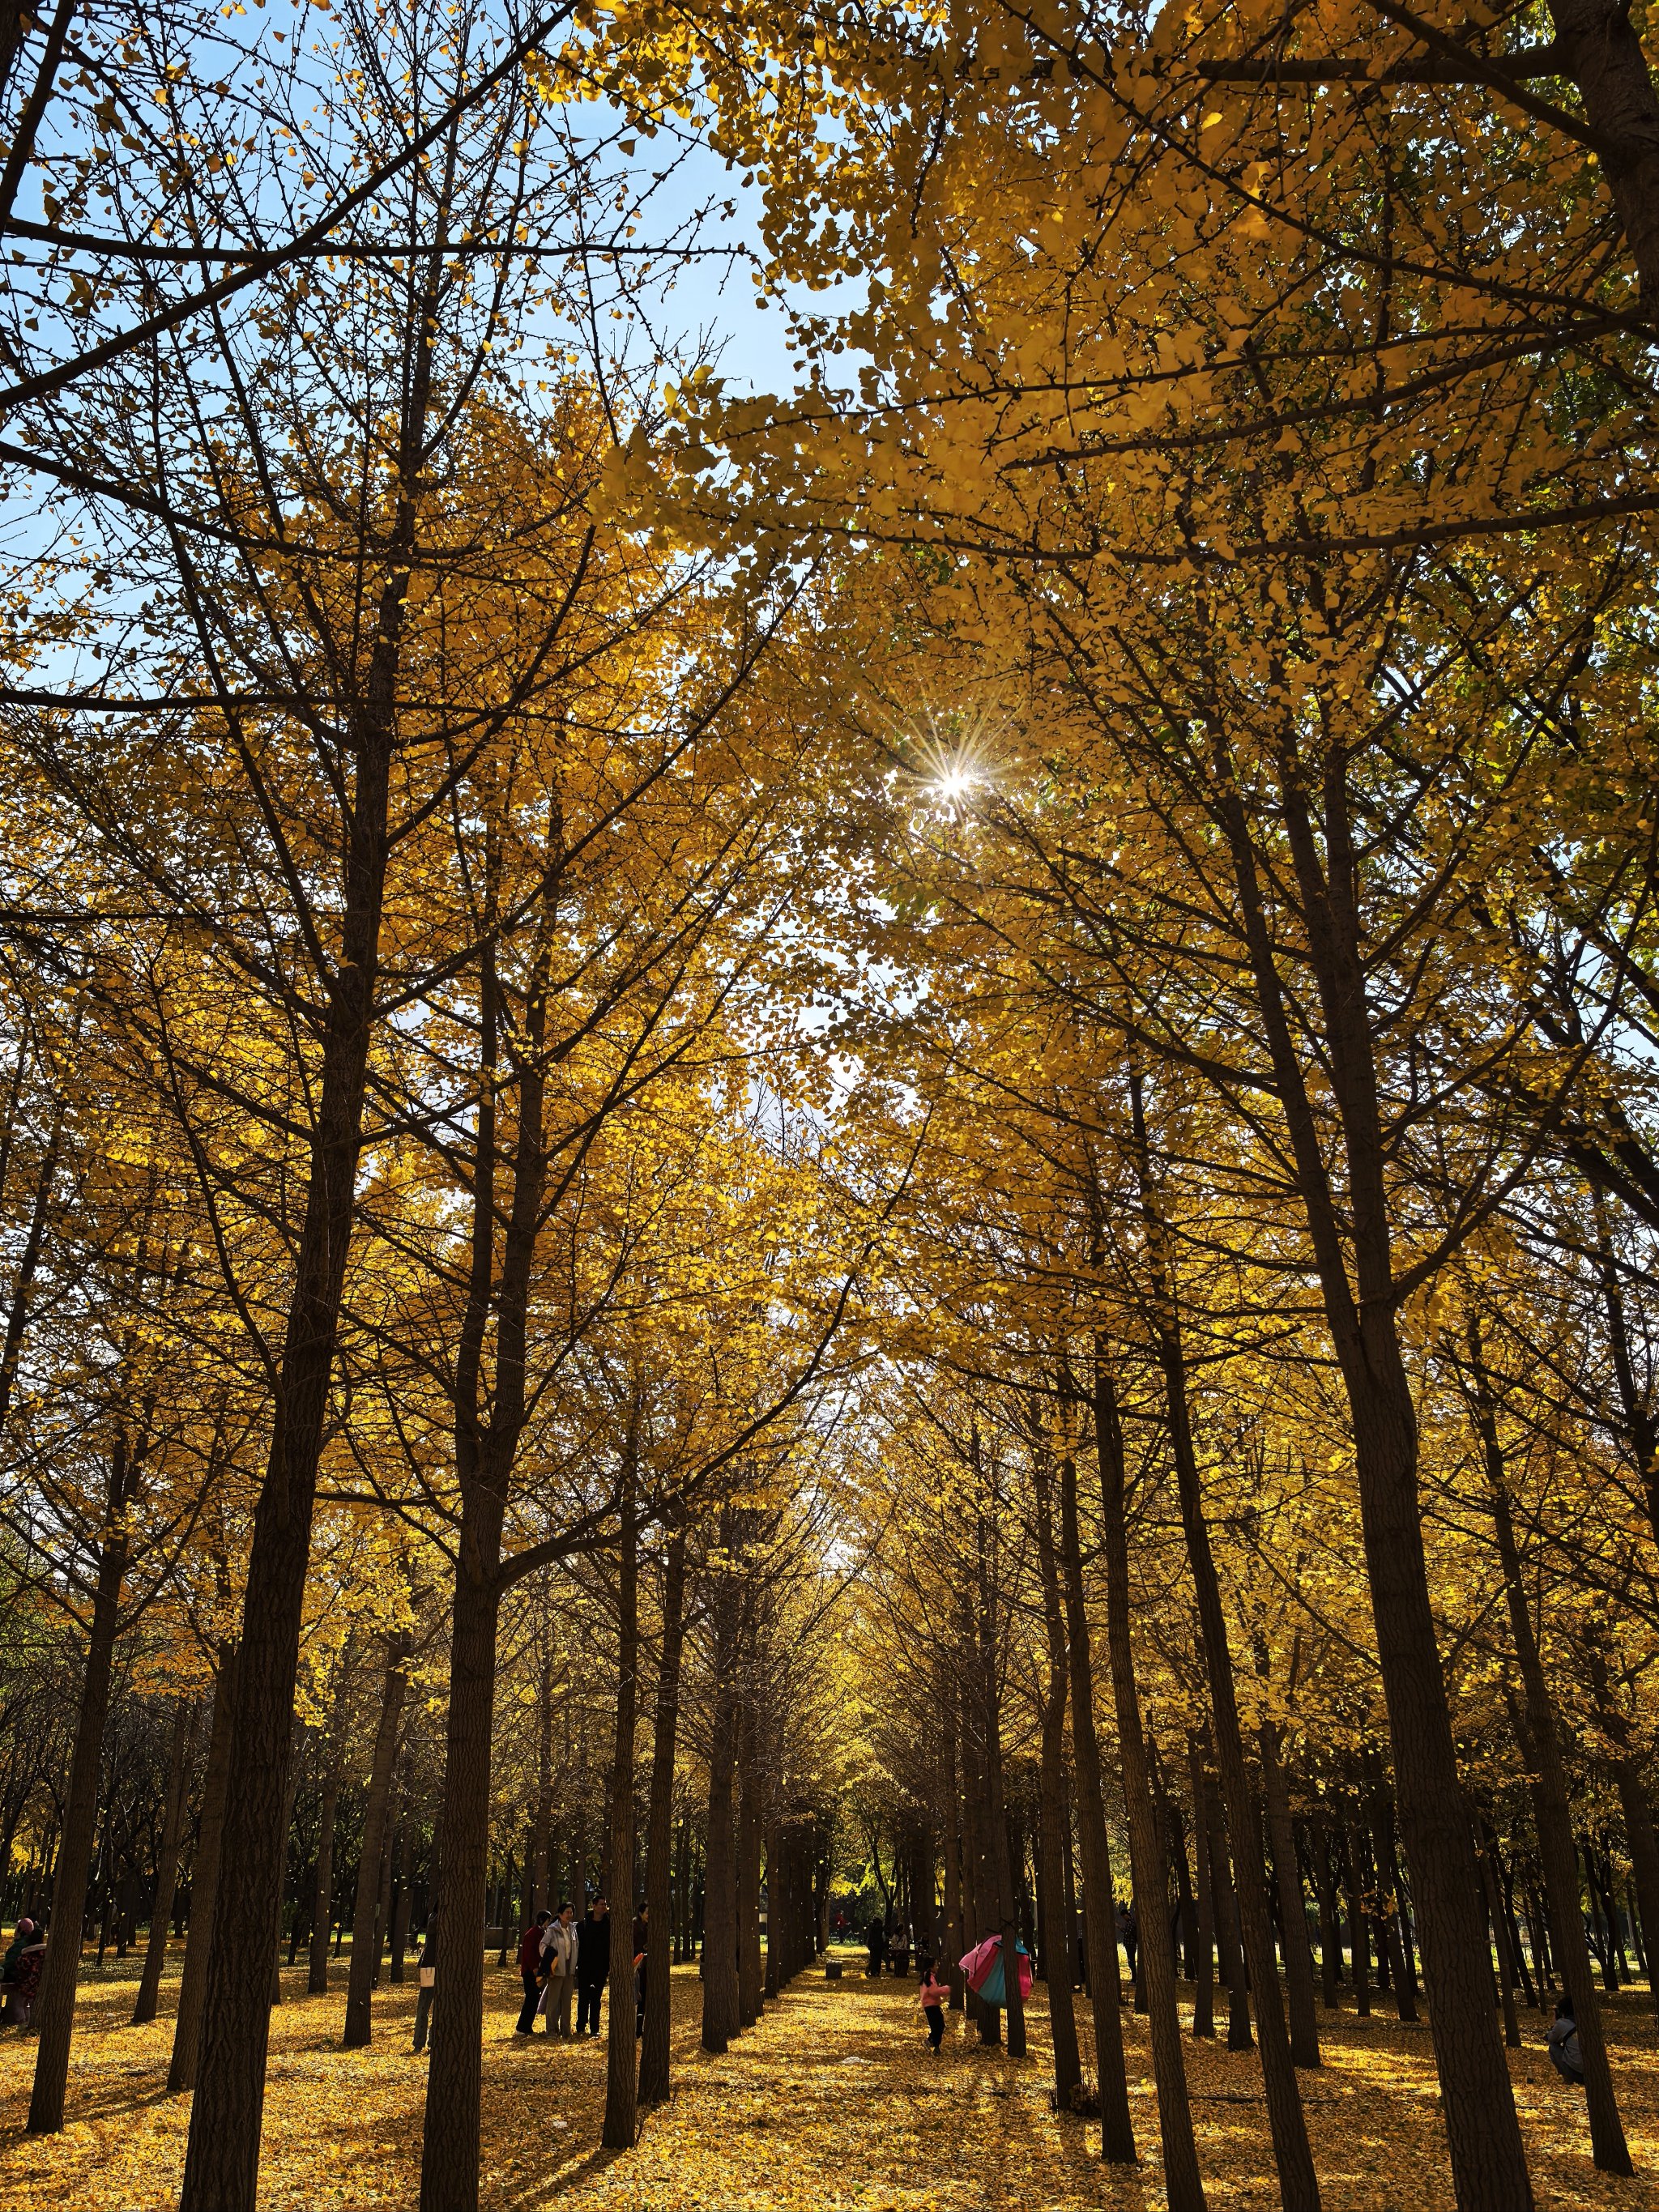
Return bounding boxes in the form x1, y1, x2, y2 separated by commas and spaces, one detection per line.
539, 1903, 579, 2036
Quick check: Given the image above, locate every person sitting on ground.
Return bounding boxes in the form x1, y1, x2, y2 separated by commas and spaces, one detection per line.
1548, 1993, 1584, 2085
2, 1920, 30, 1980
918, 1954, 949, 2052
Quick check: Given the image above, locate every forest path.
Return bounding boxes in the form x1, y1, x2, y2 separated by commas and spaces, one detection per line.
0, 1950, 1655, 2208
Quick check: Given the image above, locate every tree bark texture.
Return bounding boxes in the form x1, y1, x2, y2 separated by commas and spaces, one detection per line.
28, 1515, 128, 2133
307, 1750, 343, 1997
1189, 1741, 1217, 2038
1260, 1722, 1320, 2064
1218, 770, 1534, 2212
168, 1644, 238, 2095
1095, 1354, 1206, 2212
602, 1464, 639, 2151
639, 1519, 687, 2104
701, 1582, 740, 2054
343, 1634, 410, 2048
975, 1503, 1026, 2059
1056, 1449, 1137, 2159
1133, 1167, 1316, 2206
133, 1698, 198, 2027
736, 1683, 764, 2031
1031, 1451, 1083, 2104
1477, 1371, 1631, 2174
420, 1560, 502, 2212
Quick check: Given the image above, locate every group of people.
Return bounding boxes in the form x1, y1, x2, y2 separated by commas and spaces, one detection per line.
514, 1896, 650, 2040
0, 1918, 45, 2027
863, 1921, 911, 1978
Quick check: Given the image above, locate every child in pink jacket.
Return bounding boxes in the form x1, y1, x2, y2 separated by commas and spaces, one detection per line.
918, 1957, 949, 2050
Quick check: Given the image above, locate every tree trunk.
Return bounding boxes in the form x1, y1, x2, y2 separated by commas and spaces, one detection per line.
1218, 755, 1533, 2210
1546, 0, 1659, 304
1478, 1377, 1631, 2173
1477, 1827, 1522, 2049
975, 1502, 1025, 2059
736, 1684, 763, 2031
1204, 1743, 1252, 2050
1614, 1759, 1659, 2018
701, 1583, 740, 2053
134, 1699, 197, 2027
602, 1463, 639, 2151
343, 1634, 410, 2048
942, 1704, 966, 2011
168, 1643, 238, 2095
1496, 1847, 1537, 2010
1341, 1824, 1370, 2017
390, 1813, 411, 1984
639, 1518, 687, 2105
416, 814, 559, 2212
307, 1753, 343, 1997
174, 232, 442, 2206
1366, 1762, 1418, 2024
1131, 1159, 1313, 2203
419, 1552, 503, 2212
177, 876, 397, 2207
1189, 1740, 1216, 2039
1260, 1723, 1319, 2065
1095, 1353, 1206, 2212
1031, 1450, 1082, 2105
534, 1644, 554, 1916
28, 1519, 128, 2133
1308, 1822, 1342, 2009
1055, 1448, 1136, 2154
271, 1717, 308, 2006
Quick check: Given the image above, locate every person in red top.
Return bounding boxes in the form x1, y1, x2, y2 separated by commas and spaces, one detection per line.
917, 1956, 949, 2051
514, 1911, 552, 2036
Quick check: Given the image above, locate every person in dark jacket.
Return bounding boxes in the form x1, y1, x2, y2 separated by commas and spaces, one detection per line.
1, 1919, 34, 2026
1115, 1899, 1139, 1982
576, 1894, 610, 2035
866, 1920, 887, 1977
1548, 1994, 1585, 2084
515, 1909, 552, 2035
12, 1923, 45, 2030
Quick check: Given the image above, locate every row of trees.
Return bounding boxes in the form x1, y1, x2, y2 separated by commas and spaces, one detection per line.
647, 0, 1659, 2202
7, 2, 1659, 2211
0, 5, 875, 2209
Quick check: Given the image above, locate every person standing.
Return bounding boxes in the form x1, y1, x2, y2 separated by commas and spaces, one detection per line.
918, 1956, 949, 2051
576, 1894, 610, 2036
541, 1903, 578, 2035
11, 1921, 45, 2030
1115, 1899, 1139, 1984
866, 1920, 886, 1978
2, 1919, 33, 2024
412, 1916, 437, 2052
515, 1909, 552, 2036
